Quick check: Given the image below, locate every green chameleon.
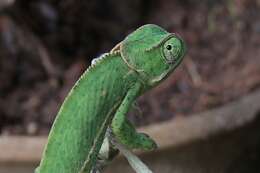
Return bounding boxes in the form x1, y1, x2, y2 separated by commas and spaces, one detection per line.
36, 24, 186, 173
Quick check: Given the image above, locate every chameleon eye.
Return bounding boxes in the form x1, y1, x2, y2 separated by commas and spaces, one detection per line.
163, 36, 184, 64
166, 45, 172, 50
163, 43, 175, 63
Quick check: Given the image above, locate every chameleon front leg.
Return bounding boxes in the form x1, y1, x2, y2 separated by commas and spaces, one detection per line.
91, 129, 119, 173
111, 83, 157, 150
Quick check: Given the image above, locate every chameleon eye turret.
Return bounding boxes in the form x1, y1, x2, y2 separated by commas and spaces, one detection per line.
162, 36, 185, 64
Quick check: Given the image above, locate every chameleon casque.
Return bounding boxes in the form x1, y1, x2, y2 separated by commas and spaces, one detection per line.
36, 24, 186, 173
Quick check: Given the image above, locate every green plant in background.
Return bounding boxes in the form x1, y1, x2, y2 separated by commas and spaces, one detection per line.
35, 24, 186, 173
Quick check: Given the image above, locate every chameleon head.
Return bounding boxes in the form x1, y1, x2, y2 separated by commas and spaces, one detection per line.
121, 24, 186, 87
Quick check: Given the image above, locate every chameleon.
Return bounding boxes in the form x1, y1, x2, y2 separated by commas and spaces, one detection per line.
36, 24, 186, 173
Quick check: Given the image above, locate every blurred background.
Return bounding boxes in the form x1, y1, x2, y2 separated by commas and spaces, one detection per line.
0, 0, 260, 173
0, 0, 259, 135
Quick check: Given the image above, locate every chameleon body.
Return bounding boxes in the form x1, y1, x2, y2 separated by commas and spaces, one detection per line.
36, 24, 186, 173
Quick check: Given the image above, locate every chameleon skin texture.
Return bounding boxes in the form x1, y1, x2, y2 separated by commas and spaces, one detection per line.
37, 53, 136, 173
36, 24, 186, 173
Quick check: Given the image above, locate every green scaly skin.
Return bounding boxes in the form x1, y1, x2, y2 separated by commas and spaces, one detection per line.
36, 24, 186, 173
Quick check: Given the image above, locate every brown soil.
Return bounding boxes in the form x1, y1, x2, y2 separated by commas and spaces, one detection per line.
0, 0, 259, 135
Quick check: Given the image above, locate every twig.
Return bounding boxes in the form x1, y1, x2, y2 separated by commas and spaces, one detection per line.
108, 129, 153, 173
184, 56, 202, 87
